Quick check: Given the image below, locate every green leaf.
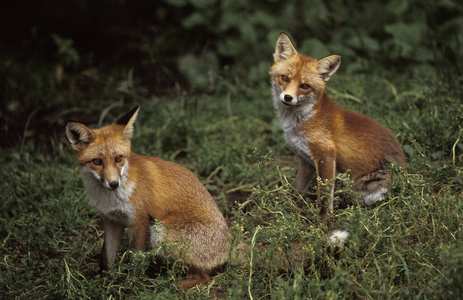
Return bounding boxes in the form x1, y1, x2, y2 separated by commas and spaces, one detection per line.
346, 35, 380, 52
384, 22, 425, 48
300, 38, 330, 59
182, 12, 205, 29
386, 0, 409, 16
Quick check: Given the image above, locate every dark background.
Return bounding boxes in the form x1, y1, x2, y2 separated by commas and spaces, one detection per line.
1, 0, 462, 148
1, 2, 463, 298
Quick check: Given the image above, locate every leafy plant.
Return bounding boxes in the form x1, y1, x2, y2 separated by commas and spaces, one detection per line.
1, 1, 462, 298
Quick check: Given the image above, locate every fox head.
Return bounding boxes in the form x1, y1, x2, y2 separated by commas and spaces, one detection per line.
269, 33, 341, 108
66, 106, 140, 190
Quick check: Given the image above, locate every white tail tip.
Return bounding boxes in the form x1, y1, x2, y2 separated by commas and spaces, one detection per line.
328, 230, 349, 246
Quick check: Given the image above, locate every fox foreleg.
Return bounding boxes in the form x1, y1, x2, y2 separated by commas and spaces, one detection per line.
100, 218, 125, 271
128, 217, 151, 252
294, 158, 316, 195
314, 153, 336, 216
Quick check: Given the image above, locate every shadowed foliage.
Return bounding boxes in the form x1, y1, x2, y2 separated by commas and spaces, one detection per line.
1, 0, 462, 298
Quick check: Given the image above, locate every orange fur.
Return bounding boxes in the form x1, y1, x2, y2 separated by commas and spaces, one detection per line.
66, 107, 229, 288
270, 33, 406, 213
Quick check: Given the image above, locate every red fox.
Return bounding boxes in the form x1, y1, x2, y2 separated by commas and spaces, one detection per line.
269, 33, 406, 214
65, 107, 230, 288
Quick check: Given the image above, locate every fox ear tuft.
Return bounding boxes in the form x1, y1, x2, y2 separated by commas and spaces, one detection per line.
117, 106, 140, 141
65, 122, 95, 151
274, 33, 297, 62
317, 55, 342, 81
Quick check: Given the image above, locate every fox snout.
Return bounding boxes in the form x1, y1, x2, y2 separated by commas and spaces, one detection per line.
280, 92, 298, 106
89, 166, 123, 190
103, 179, 120, 190
101, 168, 123, 190
91, 170, 121, 190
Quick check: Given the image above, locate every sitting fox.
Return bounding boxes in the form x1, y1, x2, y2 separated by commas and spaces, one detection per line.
269, 33, 406, 214
65, 107, 230, 288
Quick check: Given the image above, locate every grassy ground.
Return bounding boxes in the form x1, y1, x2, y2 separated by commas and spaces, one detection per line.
1, 59, 462, 299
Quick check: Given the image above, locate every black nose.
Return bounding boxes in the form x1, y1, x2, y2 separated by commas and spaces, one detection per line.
109, 181, 119, 189
284, 95, 293, 102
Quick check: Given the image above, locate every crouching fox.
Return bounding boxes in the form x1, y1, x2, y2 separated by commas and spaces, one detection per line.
66, 106, 230, 288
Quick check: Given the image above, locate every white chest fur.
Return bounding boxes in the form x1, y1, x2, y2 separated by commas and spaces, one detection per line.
80, 168, 136, 224
273, 92, 315, 163
285, 127, 313, 163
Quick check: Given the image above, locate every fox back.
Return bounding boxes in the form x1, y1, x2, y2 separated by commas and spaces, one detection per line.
66, 107, 230, 288
269, 33, 406, 211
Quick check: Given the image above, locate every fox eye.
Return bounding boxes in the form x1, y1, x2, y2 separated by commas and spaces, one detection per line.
92, 159, 102, 165
300, 83, 311, 90
281, 75, 289, 82
115, 155, 123, 163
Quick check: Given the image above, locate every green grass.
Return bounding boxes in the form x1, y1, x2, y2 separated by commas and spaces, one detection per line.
1, 61, 462, 299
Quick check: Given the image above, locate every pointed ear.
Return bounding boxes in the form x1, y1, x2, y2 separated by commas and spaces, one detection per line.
274, 32, 298, 62
317, 55, 342, 81
116, 106, 140, 141
65, 122, 95, 151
